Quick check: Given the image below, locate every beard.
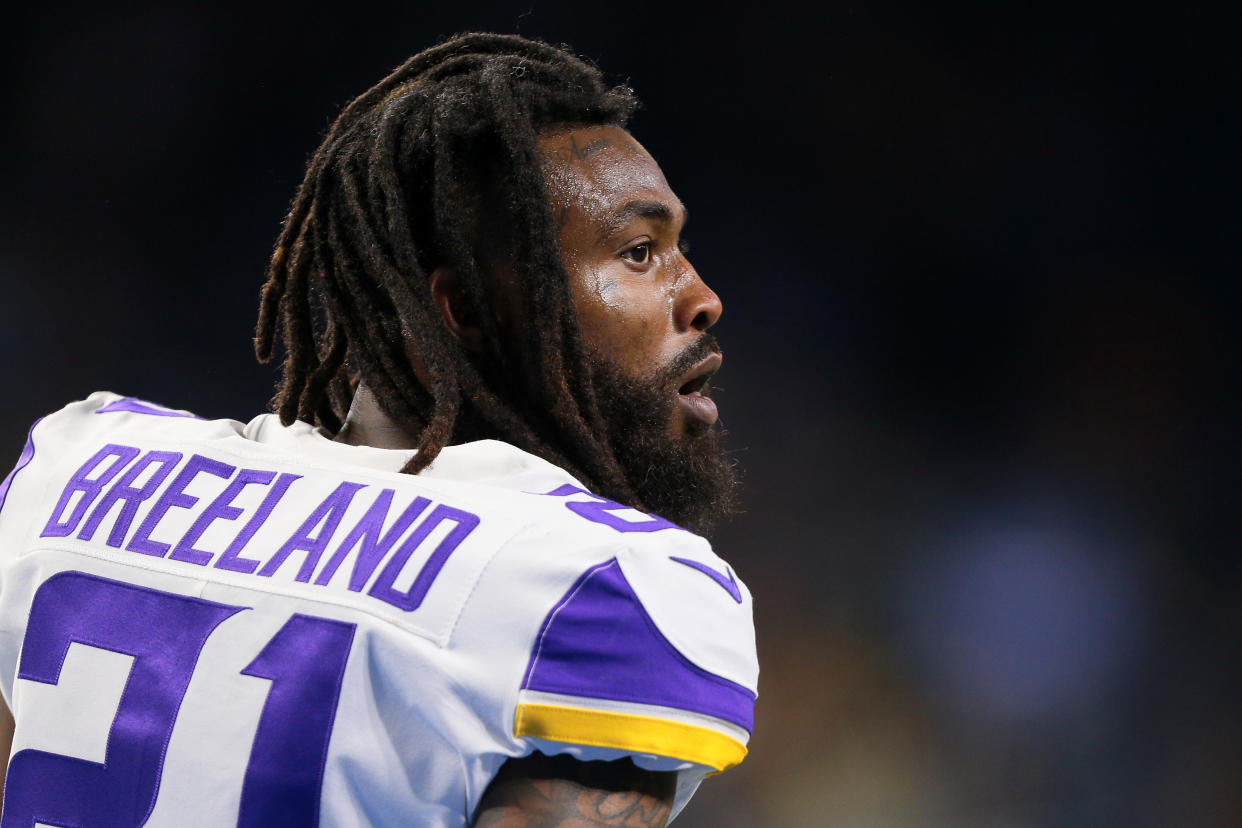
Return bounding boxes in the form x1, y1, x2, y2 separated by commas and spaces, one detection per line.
586, 334, 741, 537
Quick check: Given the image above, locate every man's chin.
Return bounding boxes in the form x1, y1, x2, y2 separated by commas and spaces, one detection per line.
632, 424, 741, 536
593, 378, 739, 536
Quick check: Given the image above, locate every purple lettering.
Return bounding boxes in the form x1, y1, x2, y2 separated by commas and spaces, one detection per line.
368, 504, 480, 612
173, 468, 278, 566
41, 444, 140, 538
216, 472, 301, 574
128, 455, 236, 559
314, 491, 431, 589
539, 484, 678, 533
259, 482, 366, 581
78, 451, 182, 547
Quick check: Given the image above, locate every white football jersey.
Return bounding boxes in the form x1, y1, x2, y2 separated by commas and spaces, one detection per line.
0, 392, 757, 827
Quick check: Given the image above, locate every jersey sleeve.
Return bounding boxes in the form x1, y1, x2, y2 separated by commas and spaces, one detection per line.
0, 392, 210, 577
0, 400, 93, 706
513, 535, 758, 785
0, 419, 42, 532
0, 392, 203, 532
0, 396, 98, 558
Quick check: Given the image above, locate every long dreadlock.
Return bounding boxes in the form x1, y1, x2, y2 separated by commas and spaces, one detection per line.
254, 32, 644, 506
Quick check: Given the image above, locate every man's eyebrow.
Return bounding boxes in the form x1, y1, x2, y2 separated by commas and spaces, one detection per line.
597, 199, 688, 242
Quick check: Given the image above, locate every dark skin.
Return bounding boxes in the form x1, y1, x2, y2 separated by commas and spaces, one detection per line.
335, 125, 723, 448
0, 700, 11, 814
538, 125, 722, 441
0, 130, 710, 822
0, 705, 670, 826
336, 126, 722, 826
474, 753, 675, 828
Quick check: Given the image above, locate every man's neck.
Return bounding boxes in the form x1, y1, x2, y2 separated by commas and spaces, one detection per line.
333, 384, 422, 450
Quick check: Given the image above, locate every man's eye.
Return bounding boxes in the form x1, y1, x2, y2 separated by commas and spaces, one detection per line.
621, 243, 652, 265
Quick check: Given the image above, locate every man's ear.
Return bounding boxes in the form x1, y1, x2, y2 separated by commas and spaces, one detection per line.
428, 266, 485, 351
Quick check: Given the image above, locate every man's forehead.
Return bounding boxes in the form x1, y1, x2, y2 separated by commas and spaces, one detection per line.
538, 126, 684, 224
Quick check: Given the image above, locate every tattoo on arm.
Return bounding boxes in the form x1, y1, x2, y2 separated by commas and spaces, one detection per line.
473, 754, 674, 828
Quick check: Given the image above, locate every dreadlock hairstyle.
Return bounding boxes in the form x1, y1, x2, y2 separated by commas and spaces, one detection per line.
255, 32, 645, 506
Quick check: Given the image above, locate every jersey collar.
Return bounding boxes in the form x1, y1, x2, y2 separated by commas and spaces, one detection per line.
241, 413, 585, 491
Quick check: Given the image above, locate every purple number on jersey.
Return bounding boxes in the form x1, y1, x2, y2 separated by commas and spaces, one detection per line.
3, 573, 241, 827
2, 573, 356, 827
538, 484, 680, 533
238, 614, 355, 826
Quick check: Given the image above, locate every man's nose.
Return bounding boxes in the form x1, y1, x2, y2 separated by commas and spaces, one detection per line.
677, 266, 723, 333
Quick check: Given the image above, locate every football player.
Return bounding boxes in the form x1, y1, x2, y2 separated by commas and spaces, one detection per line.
0, 33, 756, 827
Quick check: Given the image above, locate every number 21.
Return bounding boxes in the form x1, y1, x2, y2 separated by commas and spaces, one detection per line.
3, 572, 355, 827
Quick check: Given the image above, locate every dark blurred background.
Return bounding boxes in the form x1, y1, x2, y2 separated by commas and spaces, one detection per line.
2, 3, 1238, 826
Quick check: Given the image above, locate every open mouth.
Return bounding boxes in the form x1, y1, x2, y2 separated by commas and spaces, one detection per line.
674, 352, 722, 425
678, 373, 709, 396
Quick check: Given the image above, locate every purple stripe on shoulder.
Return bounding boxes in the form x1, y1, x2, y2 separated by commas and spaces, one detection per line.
521, 559, 618, 690
523, 558, 755, 733
95, 397, 201, 419
0, 417, 44, 517
669, 556, 743, 603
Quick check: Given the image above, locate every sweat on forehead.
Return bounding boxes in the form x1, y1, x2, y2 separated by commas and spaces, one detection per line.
537, 126, 679, 219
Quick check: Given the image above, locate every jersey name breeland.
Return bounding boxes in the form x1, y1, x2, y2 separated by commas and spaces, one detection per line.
37, 442, 479, 615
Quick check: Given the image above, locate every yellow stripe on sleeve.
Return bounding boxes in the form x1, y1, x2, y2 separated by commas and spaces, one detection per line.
514, 702, 748, 772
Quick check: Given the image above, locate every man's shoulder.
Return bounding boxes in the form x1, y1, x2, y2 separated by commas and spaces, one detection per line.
475, 510, 757, 780
2, 392, 233, 512
26, 392, 241, 451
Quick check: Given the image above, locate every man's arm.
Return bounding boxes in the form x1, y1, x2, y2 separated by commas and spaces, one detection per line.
473, 753, 676, 828
0, 696, 13, 813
